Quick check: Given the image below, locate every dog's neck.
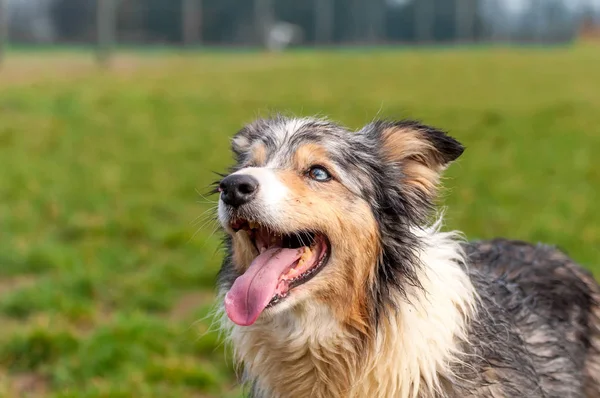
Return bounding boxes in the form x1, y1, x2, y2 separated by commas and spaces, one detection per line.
222, 226, 477, 398
227, 302, 361, 397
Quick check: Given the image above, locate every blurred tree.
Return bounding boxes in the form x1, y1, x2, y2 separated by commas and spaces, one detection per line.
415, 0, 435, 42
513, 0, 578, 43
7, 0, 57, 43
385, 0, 485, 43
97, 0, 116, 64
455, 0, 478, 41
385, 1, 417, 42
274, 0, 314, 42
366, 0, 385, 43
144, 0, 182, 42
51, 0, 95, 42
182, 0, 202, 45
314, 0, 334, 44
117, 0, 146, 42
44, 0, 578, 46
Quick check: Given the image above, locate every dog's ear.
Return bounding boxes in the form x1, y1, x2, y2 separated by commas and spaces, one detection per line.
231, 133, 251, 159
364, 120, 464, 199
230, 119, 270, 163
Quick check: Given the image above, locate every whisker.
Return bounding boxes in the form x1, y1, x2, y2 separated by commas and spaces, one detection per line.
196, 188, 219, 203
190, 206, 218, 224
193, 207, 217, 218
211, 170, 228, 178
188, 209, 224, 247
188, 224, 212, 245
191, 216, 218, 231
200, 224, 223, 249
196, 217, 220, 234
190, 216, 218, 229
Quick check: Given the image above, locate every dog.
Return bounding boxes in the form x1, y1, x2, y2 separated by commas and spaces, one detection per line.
214, 115, 600, 397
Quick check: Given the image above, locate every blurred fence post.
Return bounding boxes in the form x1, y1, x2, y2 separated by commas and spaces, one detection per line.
97, 0, 117, 66
0, 0, 7, 66
532, 0, 544, 42
367, 0, 385, 44
455, 0, 476, 42
485, 0, 502, 42
351, 0, 365, 43
183, 0, 202, 47
254, 0, 274, 48
415, 0, 434, 43
315, 0, 334, 45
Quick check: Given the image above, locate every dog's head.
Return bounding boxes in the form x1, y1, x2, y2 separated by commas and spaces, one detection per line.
216, 116, 464, 331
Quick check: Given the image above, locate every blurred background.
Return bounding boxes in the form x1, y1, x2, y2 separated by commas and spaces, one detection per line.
0, 0, 598, 397
3, 0, 600, 51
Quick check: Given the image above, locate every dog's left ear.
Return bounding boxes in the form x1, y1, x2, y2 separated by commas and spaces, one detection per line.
364, 120, 464, 198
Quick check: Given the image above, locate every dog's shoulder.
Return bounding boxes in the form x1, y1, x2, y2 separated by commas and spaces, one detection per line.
462, 238, 598, 322
457, 239, 600, 396
462, 238, 597, 292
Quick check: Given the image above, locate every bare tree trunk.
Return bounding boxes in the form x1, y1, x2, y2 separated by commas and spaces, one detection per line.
0, 0, 8, 65
532, 0, 545, 42
97, 0, 117, 66
455, 0, 476, 42
367, 0, 385, 43
182, 0, 202, 46
315, 0, 334, 45
485, 0, 502, 42
254, 0, 274, 48
415, 0, 435, 43
352, 0, 364, 43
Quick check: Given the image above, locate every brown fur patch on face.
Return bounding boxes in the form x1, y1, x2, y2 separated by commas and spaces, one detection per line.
275, 165, 380, 338
249, 143, 267, 166
381, 126, 445, 197
292, 143, 331, 171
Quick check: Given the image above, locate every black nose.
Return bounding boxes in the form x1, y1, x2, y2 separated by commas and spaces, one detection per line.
219, 174, 259, 207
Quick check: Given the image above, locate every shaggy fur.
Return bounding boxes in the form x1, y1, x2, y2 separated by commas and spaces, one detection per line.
214, 115, 600, 398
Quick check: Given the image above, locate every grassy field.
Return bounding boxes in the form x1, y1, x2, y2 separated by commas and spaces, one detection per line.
0, 46, 599, 397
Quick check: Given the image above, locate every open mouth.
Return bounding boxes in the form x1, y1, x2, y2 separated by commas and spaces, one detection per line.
224, 219, 330, 326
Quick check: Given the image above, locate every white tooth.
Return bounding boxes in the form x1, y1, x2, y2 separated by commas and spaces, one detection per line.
260, 246, 267, 253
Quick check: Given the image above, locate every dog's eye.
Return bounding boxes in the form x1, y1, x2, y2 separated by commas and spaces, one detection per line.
307, 166, 331, 182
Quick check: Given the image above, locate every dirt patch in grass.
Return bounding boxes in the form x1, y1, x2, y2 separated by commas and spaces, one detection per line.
0, 277, 38, 297
0, 371, 49, 398
169, 291, 216, 321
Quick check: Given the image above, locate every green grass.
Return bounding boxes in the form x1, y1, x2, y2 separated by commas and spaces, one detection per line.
0, 46, 599, 397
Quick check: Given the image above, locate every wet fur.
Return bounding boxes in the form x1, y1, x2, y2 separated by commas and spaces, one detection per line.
215, 115, 600, 397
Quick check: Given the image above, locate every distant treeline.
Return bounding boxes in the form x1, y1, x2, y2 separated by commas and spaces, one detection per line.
13, 0, 590, 45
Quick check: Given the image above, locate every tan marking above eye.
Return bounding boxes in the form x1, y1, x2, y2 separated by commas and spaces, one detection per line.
248, 143, 267, 166
291, 143, 344, 183
293, 143, 330, 170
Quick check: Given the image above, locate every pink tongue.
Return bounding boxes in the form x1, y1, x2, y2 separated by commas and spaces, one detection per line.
224, 247, 304, 326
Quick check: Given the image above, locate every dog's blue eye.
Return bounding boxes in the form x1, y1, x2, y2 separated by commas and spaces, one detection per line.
308, 166, 331, 182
